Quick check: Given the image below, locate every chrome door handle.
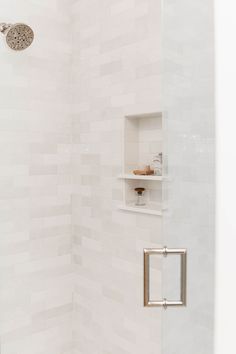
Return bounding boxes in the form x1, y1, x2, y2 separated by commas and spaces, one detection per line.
144, 247, 187, 309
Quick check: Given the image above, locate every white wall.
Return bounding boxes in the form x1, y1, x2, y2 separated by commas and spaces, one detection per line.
215, 1, 236, 353
0, 1, 73, 354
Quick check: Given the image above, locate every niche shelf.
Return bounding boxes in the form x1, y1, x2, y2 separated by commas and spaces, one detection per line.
118, 174, 163, 181
118, 112, 164, 216
119, 203, 163, 216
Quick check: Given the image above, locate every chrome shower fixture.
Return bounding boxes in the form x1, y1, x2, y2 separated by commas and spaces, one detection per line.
0, 23, 34, 51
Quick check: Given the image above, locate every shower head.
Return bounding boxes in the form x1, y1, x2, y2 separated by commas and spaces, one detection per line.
0, 23, 34, 51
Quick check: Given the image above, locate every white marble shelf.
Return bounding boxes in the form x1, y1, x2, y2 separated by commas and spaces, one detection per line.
118, 203, 163, 216
118, 174, 163, 181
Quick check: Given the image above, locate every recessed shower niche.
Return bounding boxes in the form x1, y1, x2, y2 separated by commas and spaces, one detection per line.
118, 112, 164, 216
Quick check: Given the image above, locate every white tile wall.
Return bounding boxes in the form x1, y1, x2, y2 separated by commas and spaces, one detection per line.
71, 0, 163, 353
0, 1, 215, 354
0, 1, 74, 354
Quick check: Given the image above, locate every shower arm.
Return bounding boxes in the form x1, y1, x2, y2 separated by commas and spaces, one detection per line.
0, 23, 11, 34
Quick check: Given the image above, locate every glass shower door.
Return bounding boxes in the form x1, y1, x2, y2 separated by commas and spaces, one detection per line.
160, 0, 215, 353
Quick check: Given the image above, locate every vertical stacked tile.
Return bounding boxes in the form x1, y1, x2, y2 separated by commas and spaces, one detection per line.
71, 0, 163, 353
0, 1, 74, 353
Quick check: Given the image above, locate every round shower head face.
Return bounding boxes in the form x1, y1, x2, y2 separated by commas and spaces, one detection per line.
5, 23, 34, 51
